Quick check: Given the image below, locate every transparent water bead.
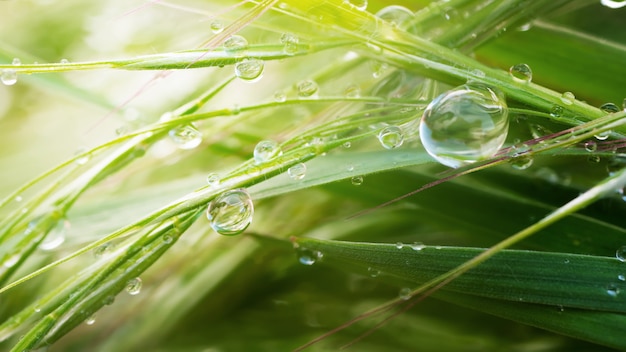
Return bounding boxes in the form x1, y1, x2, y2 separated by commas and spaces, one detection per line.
399, 287, 412, 300
85, 314, 96, 326
280, 33, 299, 55
206, 189, 254, 236
601, 0, 626, 9
223, 35, 249, 57
509, 63, 532, 83
288, 163, 306, 180
253, 140, 282, 164
210, 20, 224, 34
347, 0, 367, 11
375, 5, 414, 28
12, 58, 21, 66
607, 284, 620, 297
235, 58, 264, 82
344, 84, 361, 98
377, 125, 404, 149
510, 155, 533, 170
1, 69, 17, 86
206, 173, 220, 187
617, 246, 626, 262
351, 175, 364, 186
560, 92, 575, 105
419, 83, 509, 168
410, 242, 425, 251
125, 277, 142, 295
39, 219, 68, 251
550, 105, 563, 118
600, 102, 620, 114
296, 79, 318, 97
584, 140, 598, 152
168, 124, 202, 150
297, 248, 322, 265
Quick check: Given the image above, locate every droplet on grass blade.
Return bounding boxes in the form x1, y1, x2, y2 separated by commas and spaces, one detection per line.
288, 163, 306, 180
125, 278, 142, 296
376, 5, 414, 27
210, 20, 224, 34
600, 103, 620, 113
12, 58, 21, 66
347, 0, 367, 11
377, 126, 404, 149
253, 140, 282, 164
560, 92, 575, 105
206, 173, 220, 187
601, 0, 626, 9
296, 79, 318, 97
1, 69, 17, 86
223, 35, 248, 57
351, 176, 363, 186
606, 284, 620, 297
399, 287, 412, 300
39, 219, 68, 251
584, 140, 598, 152
85, 314, 96, 326
168, 125, 202, 150
508, 63, 532, 82
206, 189, 253, 236
234, 58, 264, 82
616, 246, 626, 262
297, 248, 322, 265
280, 33, 299, 55
419, 83, 509, 168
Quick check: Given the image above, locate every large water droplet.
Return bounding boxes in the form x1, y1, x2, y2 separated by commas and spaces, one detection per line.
253, 140, 282, 164
375, 5, 414, 27
1, 69, 17, 86
223, 35, 248, 57
297, 248, 322, 265
509, 63, 532, 83
348, 0, 367, 11
168, 124, 202, 150
280, 33, 299, 55
206, 189, 253, 236
288, 163, 306, 180
560, 92, 575, 105
296, 80, 318, 97
601, 103, 620, 114
616, 246, 626, 262
377, 126, 404, 149
234, 58, 264, 82
39, 219, 68, 251
510, 154, 533, 170
419, 83, 509, 168
601, 0, 626, 9
410, 242, 425, 251
125, 277, 142, 295
210, 20, 224, 34
619, 274, 625, 282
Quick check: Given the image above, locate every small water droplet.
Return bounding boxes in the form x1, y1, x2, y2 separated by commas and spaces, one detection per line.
74, 147, 90, 165
410, 242, 425, 251
588, 155, 601, 163
607, 284, 620, 297
15, 195, 23, 202
3, 254, 19, 268
601, 102, 620, 114
399, 287, 412, 300
1, 69, 17, 86
288, 163, 306, 180
60, 58, 70, 64
616, 246, 626, 262
347, 164, 355, 172
125, 277, 142, 295
234, 58, 264, 82
297, 248, 322, 265
94, 242, 115, 259
442, 7, 458, 21
34, 306, 41, 313
395, 242, 404, 249
39, 219, 68, 251
296, 80, 319, 98
85, 314, 96, 325
223, 35, 248, 57
509, 63, 532, 83
206, 173, 220, 187
601, 0, 626, 9
419, 83, 509, 168
351, 175, 364, 186
367, 267, 380, 277
347, 0, 367, 11
163, 235, 173, 244
510, 154, 533, 170
168, 124, 202, 150
377, 125, 404, 149
550, 105, 563, 118
595, 130, 611, 140
206, 189, 253, 236
618, 274, 625, 282
280, 33, 299, 55
343, 141, 351, 149
253, 140, 282, 164
344, 84, 361, 98
375, 5, 414, 27
273, 90, 287, 102
210, 19, 224, 34
560, 92, 575, 105
12, 58, 21, 66
584, 140, 598, 152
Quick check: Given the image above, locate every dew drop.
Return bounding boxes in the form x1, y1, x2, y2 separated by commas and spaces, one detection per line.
60, 58, 70, 64
347, 164, 355, 172
206, 173, 220, 187
550, 105, 563, 118
377, 125, 404, 149
510, 155, 534, 170
223, 35, 249, 57
618, 274, 625, 282
3, 254, 19, 268
210, 19, 224, 34
601, 0, 626, 9
206, 189, 253, 236
234, 58, 264, 82
509, 63, 532, 83
1, 69, 17, 86
375, 5, 414, 27
347, 0, 367, 11
273, 90, 287, 102
601, 102, 620, 114
85, 314, 96, 325
93, 242, 115, 259
419, 83, 509, 168
288, 163, 306, 180
280, 33, 299, 55
351, 175, 364, 186
395, 242, 404, 249
584, 140, 598, 152
168, 124, 202, 150
595, 130, 611, 141
344, 84, 361, 98
296, 80, 319, 97
12, 58, 21, 66
125, 277, 142, 295
297, 248, 322, 265
443, 7, 458, 21
367, 267, 380, 277
607, 284, 620, 297
343, 141, 351, 149
163, 234, 173, 244
588, 155, 601, 163
253, 140, 282, 164
74, 147, 91, 165
410, 242, 425, 251
39, 219, 68, 251
398, 287, 412, 300
616, 245, 626, 262
560, 92, 575, 105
